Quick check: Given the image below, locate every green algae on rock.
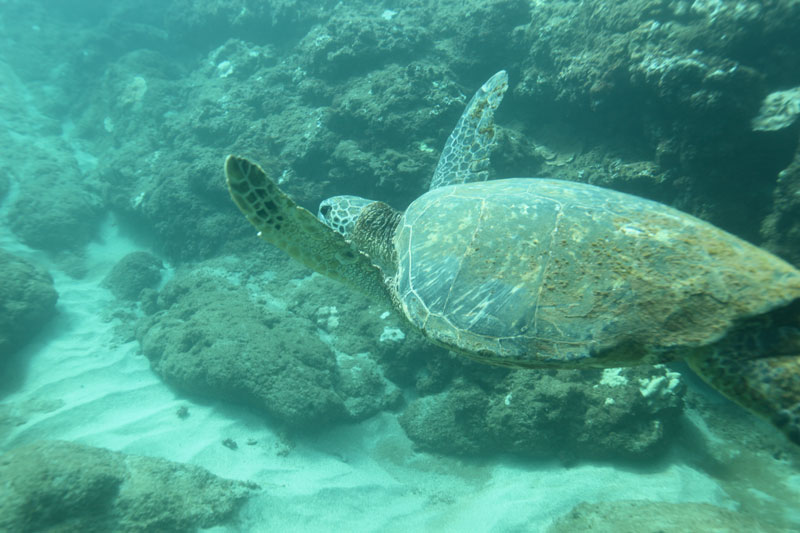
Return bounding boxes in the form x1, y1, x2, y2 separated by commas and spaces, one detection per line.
0, 440, 257, 533
0, 250, 58, 359
136, 262, 400, 428
102, 251, 163, 301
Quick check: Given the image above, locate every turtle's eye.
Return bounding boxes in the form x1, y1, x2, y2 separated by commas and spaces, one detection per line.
320, 205, 331, 218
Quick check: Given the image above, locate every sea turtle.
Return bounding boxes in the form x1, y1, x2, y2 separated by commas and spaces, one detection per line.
225, 71, 800, 445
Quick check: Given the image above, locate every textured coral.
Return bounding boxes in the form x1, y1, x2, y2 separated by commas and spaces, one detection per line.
0, 441, 256, 532
0, 250, 58, 358
400, 366, 685, 462
136, 260, 401, 428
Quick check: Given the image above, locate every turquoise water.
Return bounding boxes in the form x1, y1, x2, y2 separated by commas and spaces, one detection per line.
1, 1, 799, 531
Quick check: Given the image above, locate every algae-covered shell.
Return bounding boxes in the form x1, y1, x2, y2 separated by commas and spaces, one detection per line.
394, 178, 800, 367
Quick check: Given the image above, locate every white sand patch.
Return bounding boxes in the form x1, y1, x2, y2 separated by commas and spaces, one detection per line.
231, 415, 732, 532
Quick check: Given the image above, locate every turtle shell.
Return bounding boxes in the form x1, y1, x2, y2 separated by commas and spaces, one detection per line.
393, 178, 800, 367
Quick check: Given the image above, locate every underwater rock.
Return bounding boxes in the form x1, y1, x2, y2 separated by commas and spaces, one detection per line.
203, 38, 278, 83
0, 250, 58, 358
335, 351, 403, 420
323, 61, 451, 196
297, 11, 429, 79
399, 378, 494, 455
164, 0, 325, 51
102, 251, 163, 301
584, 157, 674, 202
0, 440, 257, 533
752, 86, 800, 132
439, 0, 532, 67
7, 146, 103, 253
94, 46, 288, 262
761, 136, 800, 266
507, 0, 787, 240
83, 0, 794, 264
547, 500, 770, 533
136, 261, 400, 428
99, 146, 246, 261
400, 366, 684, 461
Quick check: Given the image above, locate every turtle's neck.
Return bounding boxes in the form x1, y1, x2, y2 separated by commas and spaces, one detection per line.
352, 201, 402, 277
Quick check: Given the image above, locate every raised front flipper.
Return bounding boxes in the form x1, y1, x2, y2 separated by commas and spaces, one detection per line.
429, 70, 509, 190
225, 155, 393, 307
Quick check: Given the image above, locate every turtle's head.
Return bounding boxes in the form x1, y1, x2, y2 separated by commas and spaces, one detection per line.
319, 194, 402, 276
317, 195, 374, 239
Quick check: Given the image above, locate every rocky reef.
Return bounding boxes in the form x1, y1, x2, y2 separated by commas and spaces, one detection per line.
400, 366, 684, 462
4, 0, 796, 261
0, 250, 58, 359
2, 0, 799, 463
0, 440, 257, 533
102, 251, 163, 301
134, 252, 686, 460
136, 255, 403, 428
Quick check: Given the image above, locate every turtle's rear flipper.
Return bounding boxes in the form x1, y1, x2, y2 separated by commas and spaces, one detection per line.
690, 342, 800, 446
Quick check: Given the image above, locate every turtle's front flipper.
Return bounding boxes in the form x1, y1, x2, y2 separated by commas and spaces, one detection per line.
224, 155, 393, 307
688, 308, 800, 445
429, 70, 509, 190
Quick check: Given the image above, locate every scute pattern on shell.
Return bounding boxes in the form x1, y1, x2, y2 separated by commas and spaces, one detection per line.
395, 178, 800, 367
